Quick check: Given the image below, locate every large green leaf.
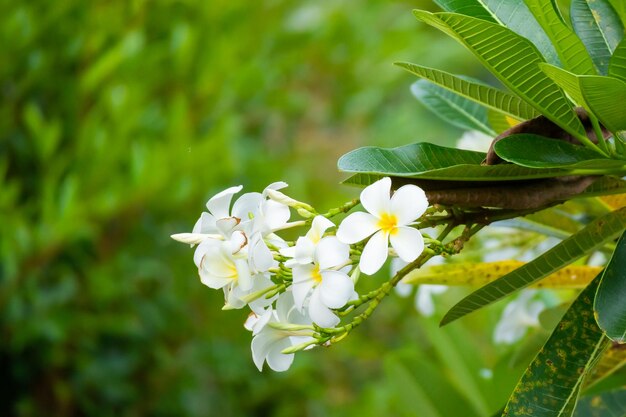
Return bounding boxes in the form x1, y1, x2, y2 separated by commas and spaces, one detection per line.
539, 64, 588, 108
579, 75, 626, 133
338, 143, 578, 182
413, 11, 587, 142
433, 0, 498, 22
608, 0, 626, 25
396, 63, 539, 120
573, 389, 626, 416
571, 0, 624, 75
433, 0, 560, 65
609, 38, 626, 83
584, 343, 626, 389
524, 0, 597, 75
410, 79, 496, 135
493, 134, 623, 169
594, 230, 626, 342
441, 207, 626, 326
503, 274, 609, 417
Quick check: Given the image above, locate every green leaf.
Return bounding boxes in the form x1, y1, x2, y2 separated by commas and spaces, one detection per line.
579, 75, 626, 133
493, 134, 622, 169
413, 11, 587, 142
571, 0, 624, 75
488, 110, 521, 134
609, 38, 626, 83
396, 63, 539, 121
608, 0, 626, 25
584, 343, 626, 389
539, 64, 589, 108
524, 0, 597, 75
433, 0, 498, 22
441, 207, 626, 326
594, 230, 626, 342
434, 0, 560, 65
410, 79, 496, 135
503, 274, 609, 417
338, 143, 576, 182
573, 389, 626, 416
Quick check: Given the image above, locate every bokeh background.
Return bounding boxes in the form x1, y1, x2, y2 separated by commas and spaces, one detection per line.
1, 0, 546, 416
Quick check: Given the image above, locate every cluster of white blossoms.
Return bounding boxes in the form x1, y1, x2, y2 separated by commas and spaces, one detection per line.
172, 177, 430, 372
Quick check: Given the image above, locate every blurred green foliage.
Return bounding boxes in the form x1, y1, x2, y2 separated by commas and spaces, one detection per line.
0, 0, 525, 416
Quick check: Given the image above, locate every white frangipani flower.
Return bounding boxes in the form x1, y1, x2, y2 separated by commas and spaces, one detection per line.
291, 235, 353, 327
250, 292, 314, 372
337, 177, 428, 275
280, 215, 335, 266
494, 290, 546, 344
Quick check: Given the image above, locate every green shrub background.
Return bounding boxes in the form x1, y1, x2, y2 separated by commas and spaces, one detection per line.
1, 1, 528, 416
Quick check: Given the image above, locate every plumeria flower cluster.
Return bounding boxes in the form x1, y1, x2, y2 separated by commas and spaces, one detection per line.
172, 177, 430, 372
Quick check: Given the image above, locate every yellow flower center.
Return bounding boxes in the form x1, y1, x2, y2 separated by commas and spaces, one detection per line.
311, 265, 323, 283
377, 212, 398, 235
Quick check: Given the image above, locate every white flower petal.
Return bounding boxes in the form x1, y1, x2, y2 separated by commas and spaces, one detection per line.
196, 242, 234, 276
264, 181, 289, 193
395, 282, 412, 298
316, 237, 349, 270
192, 212, 217, 234
336, 212, 380, 244
231, 192, 262, 221
199, 269, 232, 289
292, 265, 317, 310
235, 258, 253, 291
359, 230, 389, 275
360, 177, 391, 217
265, 339, 295, 372
248, 273, 277, 314
307, 216, 335, 243
206, 185, 243, 219
171, 233, 211, 245
390, 184, 428, 225
262, 200, 291, 231
217, 217, 240, 237
415, 286, 435, 316
308, 288, 340, 327
228, 230, 248, 254
251, 331, 277, 371
319, 270, 354, 309
250, 235, 273, 272
293, 236, 315, 265
389, 227, 424, 263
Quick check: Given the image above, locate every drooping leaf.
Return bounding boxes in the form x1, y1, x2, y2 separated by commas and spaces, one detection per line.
493, 134, 622, 169
573, 389, 626, 416
581, 177, 626, 199
413, 11, 587, 142
402, 260, 601, 288
571, 0, 624, 74
338, 143, 576, 182
441, 207, 626, 326
524, 0, 597, 75
579, 75, 626, 133
503, 274, 609, 417
410, 79, 496, 135
396, 63, 539, 120
609, 38, 626, 83
594, 230, 626, 342
434, 0, 560, 65
583, 343, 626, 389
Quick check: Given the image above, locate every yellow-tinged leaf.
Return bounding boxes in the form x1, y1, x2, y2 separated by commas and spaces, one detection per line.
401, 261, 601, 288
601, 193, 626, 209
505, 115, 520, 127
584, 342, 626, 389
